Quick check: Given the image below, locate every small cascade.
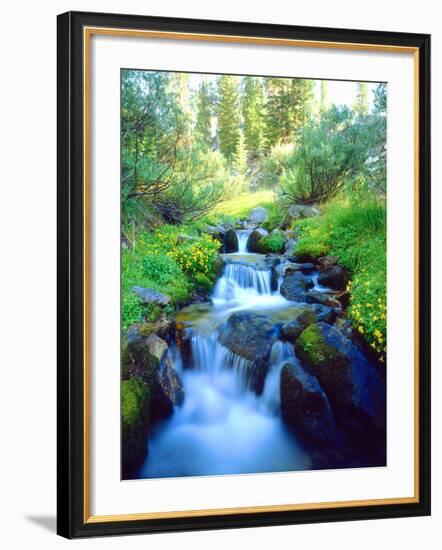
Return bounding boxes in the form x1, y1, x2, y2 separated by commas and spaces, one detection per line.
191, 332, 253, 395
261, 341, 296, 415
236, 229, 251, 253
213, 263, 272, 301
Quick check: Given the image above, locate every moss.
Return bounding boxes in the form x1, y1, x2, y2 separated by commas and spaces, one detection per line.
193, 272, 214, 292
295, 324, 342, 366
257, 232, 286, 253
121, 377, 150, 476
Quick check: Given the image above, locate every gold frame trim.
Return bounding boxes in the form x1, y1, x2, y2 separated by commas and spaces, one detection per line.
83, 27, 420, 524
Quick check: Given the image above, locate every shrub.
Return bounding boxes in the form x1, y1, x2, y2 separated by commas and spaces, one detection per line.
258, 231, 286, 253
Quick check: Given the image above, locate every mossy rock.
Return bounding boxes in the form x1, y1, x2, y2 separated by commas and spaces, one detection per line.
121, 377, 150, 477
257, 231, 286, 254
281, 308, 318, 343
295, 323, 345, 368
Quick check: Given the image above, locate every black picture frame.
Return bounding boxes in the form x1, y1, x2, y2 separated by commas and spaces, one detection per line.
57, 10, 431, 539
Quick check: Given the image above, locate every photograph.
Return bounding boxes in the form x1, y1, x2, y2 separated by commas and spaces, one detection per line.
120, 69, 388, 480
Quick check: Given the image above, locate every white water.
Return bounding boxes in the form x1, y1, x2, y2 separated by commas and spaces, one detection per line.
236, 229, 252, 254
140, 230, 313, 478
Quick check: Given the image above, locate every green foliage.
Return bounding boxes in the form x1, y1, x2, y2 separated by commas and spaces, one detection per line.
264, 78, 314, 148
320, 81, 328, 115
252, 143, 293, 190
257, 231, 286, 253
279, 106, 375, 205
294, 196, 386, 359
242, 77, 265, 160
195, 80, 214, 150
142, 254, 185, 286
216, 75, 241, 162
354, 82, 369, 117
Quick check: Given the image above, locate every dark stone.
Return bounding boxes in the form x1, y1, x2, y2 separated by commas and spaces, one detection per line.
218, 311, 277, 394
317, 255, 339, 269
132, 286, 171, 306
246, 228, 268, 253
286, 262, 316, 274
281, 309, 318, 343
318, 265, 350, 290
295, 323, 386, 436
223, 229, 239, 253
310, 304, 337, 324
280, 362, 336, 446
280, 271, 313, 302
306, 290, 342, 309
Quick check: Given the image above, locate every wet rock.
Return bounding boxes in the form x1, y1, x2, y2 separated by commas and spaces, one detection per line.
248, 207, 268, 224
246, 228, 268, 253
280, 362, 336, 446
218, 311, 277, 394
306, 290, 342, 309
281, 309, 318, 343
145, 334, 168, 364
283, 238, 297, 258
318, 265, 350, 290
160, 357, 185, 406
286, 262, 316, 274
280, 271, 314, 302
295, 323, 386, 435
310, 304, 337, 324
132, 286, 171, 306
223, 229, 239, 253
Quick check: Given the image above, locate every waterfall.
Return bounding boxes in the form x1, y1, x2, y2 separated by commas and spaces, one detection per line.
191, 332, 253, 394
236, 229, 251, 253
212, 262, 272, 301
261, 341, 296, 415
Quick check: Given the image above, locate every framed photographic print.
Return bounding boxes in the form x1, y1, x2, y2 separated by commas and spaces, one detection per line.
57, 11, 431, 538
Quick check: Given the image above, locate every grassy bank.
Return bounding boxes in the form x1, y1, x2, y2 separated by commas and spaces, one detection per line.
294, 196, 387, 360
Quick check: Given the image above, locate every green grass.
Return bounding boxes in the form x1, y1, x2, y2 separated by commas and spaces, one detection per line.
294, 195, 387, 360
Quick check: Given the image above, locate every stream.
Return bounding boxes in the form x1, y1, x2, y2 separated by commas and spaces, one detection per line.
139, 229, 333, 478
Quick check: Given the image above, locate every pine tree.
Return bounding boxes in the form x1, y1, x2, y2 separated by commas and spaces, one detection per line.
320, 80, 328, 115
354, 82, 369, 116
242, 77, 265, 161
290, 78, 314, 131
195, 80, 213, 150
216, 75, 240, 162
234, 130, 247, 176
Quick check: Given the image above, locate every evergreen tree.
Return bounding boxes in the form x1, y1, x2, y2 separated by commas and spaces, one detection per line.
242, 77, 265, 161
373, 82, 387, 114
264, 77, 314, 148
195, 80, 214, 150
216, 75, 240, 162
320, 80, 328, 115
234, 130, 247, 176
354, 82, 369, 116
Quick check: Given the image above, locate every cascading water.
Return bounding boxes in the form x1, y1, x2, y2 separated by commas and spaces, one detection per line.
140, 228, 317, 479
236, 229, 251, 254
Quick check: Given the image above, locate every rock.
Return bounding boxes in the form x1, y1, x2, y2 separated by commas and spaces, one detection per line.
287, 204, 320, 220
122, 326, 184, 423
121, 377, 150, 477
310, 304, 337, 324
205, 224, 226, 236
132, 286, 171, 306
175, 324, 195, 368
248, 207, 268, 224
246, 228, 268, 253
318, 255, 338, 269
178, 234, 200, 243
145, 334, 168, 364
280, 362, 336, 446
306, 290, 342, 309
159, 357, 185, 407
280, 271, 313, 302
335, 290, 351, 309
318, 265, 350, 290
283, 238, 297, 257
295, 323, 386, 435
223, 229, 239, 253
281, 308, 318, 343
218, 311, 277, 393
286, 262, 316, 274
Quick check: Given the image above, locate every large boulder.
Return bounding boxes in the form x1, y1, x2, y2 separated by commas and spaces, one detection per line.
159, 356, 185, 407
317, 255, 338, 269
248, 207, 268, 224
280, 271, 313, 302
281, 308, 318, 343
122, 328, 184, 422
287, 204, 319, 220
246, 228, 268, 253
283, 238, 297, 258
218, 312, 277, 394
318, 265, 350, 290
295, 323, 386, 435
132, 286, 171, 306
280, 362, 336, 446
223, 229, 239, 253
